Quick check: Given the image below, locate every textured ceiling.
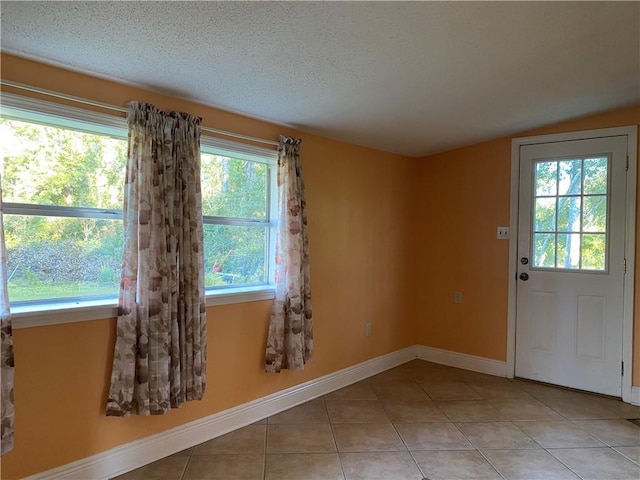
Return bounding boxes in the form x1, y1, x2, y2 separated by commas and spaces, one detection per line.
1, 1, 639, 157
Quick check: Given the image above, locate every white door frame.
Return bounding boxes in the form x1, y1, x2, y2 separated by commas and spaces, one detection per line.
507, 125, 637, 403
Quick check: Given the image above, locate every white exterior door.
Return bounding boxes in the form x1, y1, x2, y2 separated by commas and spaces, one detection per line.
515, 135, 628, 396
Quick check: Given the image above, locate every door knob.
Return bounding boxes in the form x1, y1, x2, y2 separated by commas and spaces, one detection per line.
519, 272, 529, 281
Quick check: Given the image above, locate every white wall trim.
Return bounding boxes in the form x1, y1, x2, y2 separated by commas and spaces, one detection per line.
631, 386, 640, 406
23, 346, 418, 480
11, 299, 120, 329
12, 287, 275, 330
415, 345, 508, 378
508, 125, 637, 403
621, 126, 637, 404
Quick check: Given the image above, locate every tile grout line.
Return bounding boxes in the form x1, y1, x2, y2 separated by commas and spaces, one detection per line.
505, 416, 549, 450
474, 448, 509, 480
384, 393, 429, 480
567, 418, 623, 448
389, 420, 426, 478
178, 451, 192, 480
611, 446, 640, 466
262, 421, 268, 480
321, 395, 348, 480
542, 447, 589, 480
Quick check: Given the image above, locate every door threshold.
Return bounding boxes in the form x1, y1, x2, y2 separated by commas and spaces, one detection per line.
513, 376, 622, 401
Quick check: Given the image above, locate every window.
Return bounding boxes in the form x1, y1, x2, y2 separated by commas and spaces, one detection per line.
199, 140, 276, 290
532, 156, 609, 271
1, 94, 276, 315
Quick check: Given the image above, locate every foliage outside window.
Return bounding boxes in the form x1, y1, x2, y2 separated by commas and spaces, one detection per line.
0, 104, 275, 306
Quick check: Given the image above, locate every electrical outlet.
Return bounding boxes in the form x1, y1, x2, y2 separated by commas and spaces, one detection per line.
454, 291, 462, 304
365, 322, 372, 337
497, 227, 510, 239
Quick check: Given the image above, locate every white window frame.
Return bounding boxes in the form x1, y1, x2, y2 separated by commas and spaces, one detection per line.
1, 93, 276, 328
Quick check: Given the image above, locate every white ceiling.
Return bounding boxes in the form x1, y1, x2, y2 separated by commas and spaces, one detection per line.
1, 1, 639, 157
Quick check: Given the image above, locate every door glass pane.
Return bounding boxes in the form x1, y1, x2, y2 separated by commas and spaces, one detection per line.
582, 234, 606, 270
535, 161, 557, 196
558, 160, 582, 195
534, 233, 555, 268
583, 157, 608, 194
583, 196, 607, 232
557, 196, 581, 232
530, 154, 609, 272
557, 234, 581, 269
534, 198, 556, 232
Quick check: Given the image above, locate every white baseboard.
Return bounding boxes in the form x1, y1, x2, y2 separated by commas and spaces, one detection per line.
416, 345, 508, 378
25, 346, 417, 480
631, 386, 640, 406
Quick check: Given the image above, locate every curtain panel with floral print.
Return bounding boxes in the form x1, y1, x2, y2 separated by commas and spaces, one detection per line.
107, 102, 207, 416
265, 136, 313, 372
0, 184, 15, 454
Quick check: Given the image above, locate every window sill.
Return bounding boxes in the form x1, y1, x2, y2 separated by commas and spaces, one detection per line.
11, 286, 275, 329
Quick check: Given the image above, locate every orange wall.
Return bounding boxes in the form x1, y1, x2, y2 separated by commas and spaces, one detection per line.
0, 54, 416, 479
413, 105, 640, 379
412, 137, 512, 360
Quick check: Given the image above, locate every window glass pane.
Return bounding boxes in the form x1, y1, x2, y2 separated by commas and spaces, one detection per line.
534, 197, 556, 232
557, 196, 581, 232
582, 234, 606, 271
201, 153, 267, 219
534, 233, 555, 268
583, 196, 607, 233
4, 215, 123, 302
583, 157, 608, 195
203, 224, 266, 287
535, 161, 557, 196
0, 118, 127, 209
557, 233, 581, 269
558, 160, 582, 195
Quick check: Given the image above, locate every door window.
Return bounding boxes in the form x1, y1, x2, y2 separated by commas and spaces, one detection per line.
532, 156, 609, 271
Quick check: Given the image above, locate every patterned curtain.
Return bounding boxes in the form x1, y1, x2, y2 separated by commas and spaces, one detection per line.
265, 136, 313, 372
0, 184, 15, 454
107, 102, 207, 416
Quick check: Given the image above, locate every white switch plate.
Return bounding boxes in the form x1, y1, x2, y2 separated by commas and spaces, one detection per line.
497, 227, 510, 239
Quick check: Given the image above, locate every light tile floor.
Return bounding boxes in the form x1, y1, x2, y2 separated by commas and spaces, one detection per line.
113, 360, 640, 480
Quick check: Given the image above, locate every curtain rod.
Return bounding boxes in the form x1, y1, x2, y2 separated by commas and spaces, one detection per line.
0, 79, 280, 147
